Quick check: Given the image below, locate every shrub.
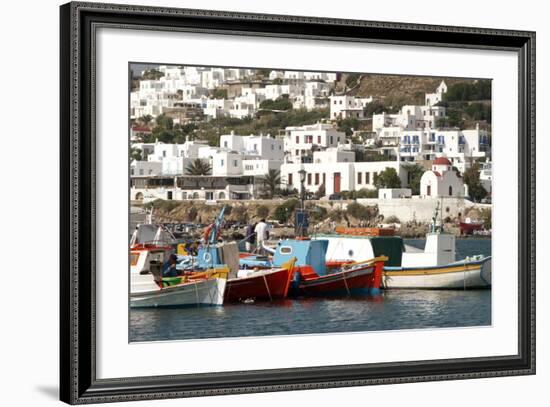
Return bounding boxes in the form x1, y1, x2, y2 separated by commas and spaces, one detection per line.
273, 199, 300, 223
385, 215, 401, 224
186, 206, 198, 222
346, 202, 371, 220
310, 205, 328, 222
256, 205, 270, 219
328, 208, 344, 222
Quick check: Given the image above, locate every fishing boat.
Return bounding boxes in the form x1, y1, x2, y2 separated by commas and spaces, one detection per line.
224, 258, 296, 302
269, 239, 386, 297
131, 261, 229, 308
295, 256, 387, 297
130, 214, 229, 308
459, 218, 484, 235
383, 255, 491, 289
318, 204, 491, 290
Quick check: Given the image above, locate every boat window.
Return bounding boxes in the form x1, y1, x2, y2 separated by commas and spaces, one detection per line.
130, 253, 140, 266
280, 246, 293, 254
348, 250, 354, 257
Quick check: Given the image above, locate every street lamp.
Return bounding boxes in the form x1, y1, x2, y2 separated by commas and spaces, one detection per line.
298, 169, 306, 210
297, 169, 307, 237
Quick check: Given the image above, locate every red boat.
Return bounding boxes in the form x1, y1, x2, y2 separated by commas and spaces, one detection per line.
295, 256, 387, 297
459, 220, 484, 235
224, 259, 295, 302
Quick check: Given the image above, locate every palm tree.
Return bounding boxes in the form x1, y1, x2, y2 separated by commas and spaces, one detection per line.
259, 169, 281, 199
138, 114, 153, 127
185, 159, 212, 176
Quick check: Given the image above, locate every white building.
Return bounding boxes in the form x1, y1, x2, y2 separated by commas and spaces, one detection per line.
219, 133, 284, 160
302, 81, 332, 110
420, 157, 466, 198
330, 95, 373, 120
479, 161, 492, 194
280, 161, 406, 196
130, 160, 162, 176
283, 123, 346, 163
199, 149, 243, 177
312, 148, 355, 164
243, 159, 283, 176
425, 81, 447, 106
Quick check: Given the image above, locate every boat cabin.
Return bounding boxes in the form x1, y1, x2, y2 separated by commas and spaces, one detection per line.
273, 239, 328, 275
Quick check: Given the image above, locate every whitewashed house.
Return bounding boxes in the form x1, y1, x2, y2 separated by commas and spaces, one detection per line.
130, 160, 162, 176
425, 81, 447, 106
420, 157, 466, 198
283, 123, 345, 163
330, 95, 373, 120
312, 147, 355, 164
280, 160, 405, 197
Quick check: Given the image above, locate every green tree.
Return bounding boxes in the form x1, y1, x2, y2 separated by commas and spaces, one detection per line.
130, 147, 142, 161
337, 117, 359, 137
185, 159, 212, 175
463, 163, 488, 202
374, 168, 402, 189
137, 115, 153, 126
443, 80, 491, 102
345, 73, 360, 88
141, 69, 164, 80
403, 164, 425, 195
155, 114, 173, 130
211, 88, 228, 99
259, 169, 281, 199
259, 95, 293, 111
365, 101, 387, 116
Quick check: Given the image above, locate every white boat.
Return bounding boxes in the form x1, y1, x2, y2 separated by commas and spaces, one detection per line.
314, 205, 491, 290
130, 223, 228, 308
382, 255, 491, 289
130, 269, 228, 308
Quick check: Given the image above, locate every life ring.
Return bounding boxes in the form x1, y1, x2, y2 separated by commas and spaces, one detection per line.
203, 251, 212, 264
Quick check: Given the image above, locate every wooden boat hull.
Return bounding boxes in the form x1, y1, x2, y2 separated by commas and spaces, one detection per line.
130, 277, 226, 308
297, 263, 381, 297
225, 267, 293, 302
383, 257, 491, 289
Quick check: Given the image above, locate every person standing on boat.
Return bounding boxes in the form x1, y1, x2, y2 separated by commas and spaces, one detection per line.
162, 254, 179, 277
245, 222, 256, 253
254, 219, 270, 254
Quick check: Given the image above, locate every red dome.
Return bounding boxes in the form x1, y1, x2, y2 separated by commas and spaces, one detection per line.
433, 157, 452, 166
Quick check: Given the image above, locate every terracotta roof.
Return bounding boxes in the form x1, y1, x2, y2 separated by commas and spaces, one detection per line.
432, 171, 442, 177
132, 126, 152, 132
433, 157, 452, 165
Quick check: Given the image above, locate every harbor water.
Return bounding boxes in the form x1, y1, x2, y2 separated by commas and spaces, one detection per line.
130, 238, 492, 342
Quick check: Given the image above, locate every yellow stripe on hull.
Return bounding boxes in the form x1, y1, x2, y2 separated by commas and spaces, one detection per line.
384, 265, 481, 277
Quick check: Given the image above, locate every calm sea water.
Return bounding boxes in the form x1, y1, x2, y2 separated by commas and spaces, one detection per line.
130, 238, 491, 342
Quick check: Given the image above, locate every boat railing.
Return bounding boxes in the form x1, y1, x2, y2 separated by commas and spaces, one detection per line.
342, 255, 389, 270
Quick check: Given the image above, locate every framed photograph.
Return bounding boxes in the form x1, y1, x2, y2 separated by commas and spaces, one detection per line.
60, 1, 535, 404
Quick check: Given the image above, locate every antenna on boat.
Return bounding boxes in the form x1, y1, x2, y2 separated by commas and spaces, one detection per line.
431, 201, 440, 233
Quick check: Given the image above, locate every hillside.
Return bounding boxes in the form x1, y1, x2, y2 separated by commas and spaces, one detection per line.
341, 73, 476, 106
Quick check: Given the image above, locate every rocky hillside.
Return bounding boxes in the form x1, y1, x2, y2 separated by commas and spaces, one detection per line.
339, 73, 474, 106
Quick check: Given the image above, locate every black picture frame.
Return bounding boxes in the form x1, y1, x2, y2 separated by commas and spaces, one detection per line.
60, 1, 536, 404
